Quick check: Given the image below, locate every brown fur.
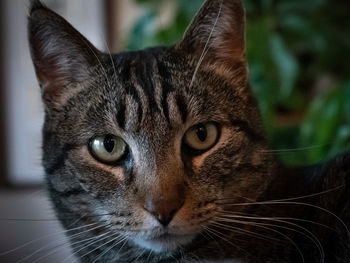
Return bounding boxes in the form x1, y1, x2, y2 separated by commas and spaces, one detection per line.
28, 0, 350, 262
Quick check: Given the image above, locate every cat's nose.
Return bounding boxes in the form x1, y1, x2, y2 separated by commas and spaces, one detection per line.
143, 185, 185, 226
144, 198, 185, 226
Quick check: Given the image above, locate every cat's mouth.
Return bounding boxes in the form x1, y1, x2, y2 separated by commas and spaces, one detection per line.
133, 231, 195, 253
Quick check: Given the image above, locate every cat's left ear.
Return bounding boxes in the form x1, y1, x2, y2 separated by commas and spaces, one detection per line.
28, 0, 102, 105
177, 0, 246, 73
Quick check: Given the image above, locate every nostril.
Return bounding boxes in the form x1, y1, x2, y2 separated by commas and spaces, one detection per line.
169, 209, 177, 219
143, 183, 186, 226
143, 199, 184, 227
155, 213, 173, 227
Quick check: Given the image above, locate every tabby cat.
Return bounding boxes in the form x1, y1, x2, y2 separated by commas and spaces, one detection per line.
28, 0, 350, 262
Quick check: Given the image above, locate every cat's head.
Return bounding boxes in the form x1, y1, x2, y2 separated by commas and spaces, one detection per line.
28, 0, 275, 256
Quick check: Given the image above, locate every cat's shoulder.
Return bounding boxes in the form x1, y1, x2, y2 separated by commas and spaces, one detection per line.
308, 151, 350, 220
316, 151, 350, 183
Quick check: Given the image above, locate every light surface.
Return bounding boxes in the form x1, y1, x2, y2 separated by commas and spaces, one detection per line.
0, 188, 72, 262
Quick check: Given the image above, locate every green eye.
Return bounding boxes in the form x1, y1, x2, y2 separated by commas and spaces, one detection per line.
89, 134, 127, 164
183, 123, 219, 152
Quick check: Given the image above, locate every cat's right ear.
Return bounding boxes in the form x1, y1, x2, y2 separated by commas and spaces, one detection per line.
177, 0, 246, 78
28, 0, 101, 105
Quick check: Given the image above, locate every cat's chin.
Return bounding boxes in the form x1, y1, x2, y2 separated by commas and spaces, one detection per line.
132, 233, 195, 253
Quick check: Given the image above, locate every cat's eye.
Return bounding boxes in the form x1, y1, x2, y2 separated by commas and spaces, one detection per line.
89, 134, 127, 164
183, 122, 219, 152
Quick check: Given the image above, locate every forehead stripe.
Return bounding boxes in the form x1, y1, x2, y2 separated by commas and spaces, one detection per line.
134, 53, 160, 114
120, 60, 144, 126
157, 59, 175, 123
175, 94, 188, 123
116, 100, 126, 130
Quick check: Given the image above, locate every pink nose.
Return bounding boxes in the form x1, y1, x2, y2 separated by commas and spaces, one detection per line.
144, 197, 185, 226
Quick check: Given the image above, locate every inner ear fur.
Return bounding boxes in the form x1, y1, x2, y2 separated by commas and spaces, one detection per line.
28, 0, 102, 105
177, 0, 246, 71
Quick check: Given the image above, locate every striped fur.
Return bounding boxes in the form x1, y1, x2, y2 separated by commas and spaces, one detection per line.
28, 0, 350, 262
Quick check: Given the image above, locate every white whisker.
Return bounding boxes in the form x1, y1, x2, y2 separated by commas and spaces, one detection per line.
204, 224, 255, 260
189, 0, 223, 89
73, 232, 122, 262
102, 37, 118, 89
218, 211, 335, 232
78, 36, 113, 90
215, 215, 324, 262
92, 235, 127, 263
211, 219, 282, 243
22, 223, 110, 263
218, 199, 349, 236
259, 144, 331, 154
0, 222, 99, 257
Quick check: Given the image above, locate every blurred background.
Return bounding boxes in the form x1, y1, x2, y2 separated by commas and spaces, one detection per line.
0, 0, 349, 262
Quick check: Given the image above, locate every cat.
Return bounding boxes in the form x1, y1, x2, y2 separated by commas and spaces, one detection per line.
28, 0, 350, 262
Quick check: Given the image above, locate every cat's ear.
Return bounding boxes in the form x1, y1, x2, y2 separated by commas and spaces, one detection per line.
28, 0, 102, 104
178, 0, 246, 72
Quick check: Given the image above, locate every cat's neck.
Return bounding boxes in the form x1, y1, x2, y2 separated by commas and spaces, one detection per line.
192, 153, 350, 263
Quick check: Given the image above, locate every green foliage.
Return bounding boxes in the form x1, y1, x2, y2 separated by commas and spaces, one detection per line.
127, 0, 350, 166
127, 0, 203, 50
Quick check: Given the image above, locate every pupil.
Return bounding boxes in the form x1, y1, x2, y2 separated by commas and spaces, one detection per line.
196, 125, 207, 142
104, 135, 115, 153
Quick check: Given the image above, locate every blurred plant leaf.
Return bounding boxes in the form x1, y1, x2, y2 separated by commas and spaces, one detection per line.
126, 9, 157, 50
270, 34, 298, 98
277, 0, 327, 13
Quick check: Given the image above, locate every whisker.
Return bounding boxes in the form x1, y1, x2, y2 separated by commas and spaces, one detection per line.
102, 38, 118, 88
131, 248, 147, 263
78, 36, 113, 90
216, 216, 305, 262
145, 249, 153, 262
64, 231, 118, 263
72, 232, 122, 262
0, 218, 62, 222
0, 221, 99, 256
71, 231, 112, 251
92, 235, 127, 263
200, 226, 220, 248
30, 232, 109, 263
258, 144, 331, 154
251, 221, 306, 262
211, 219, 282, 243
200, 225, 228, 256
189, 0, 223, 89
217, 184, 344, 204
203, 224, 256, 260
217, 199, 349, 236
218, 211, 335, 232
69, 233, 115, 263
20, 223, 110, 263
0, 210, 122, 222
216, 215, 324, 262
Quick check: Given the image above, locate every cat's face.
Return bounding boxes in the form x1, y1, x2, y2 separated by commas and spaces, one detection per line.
29, 0, 275, 256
